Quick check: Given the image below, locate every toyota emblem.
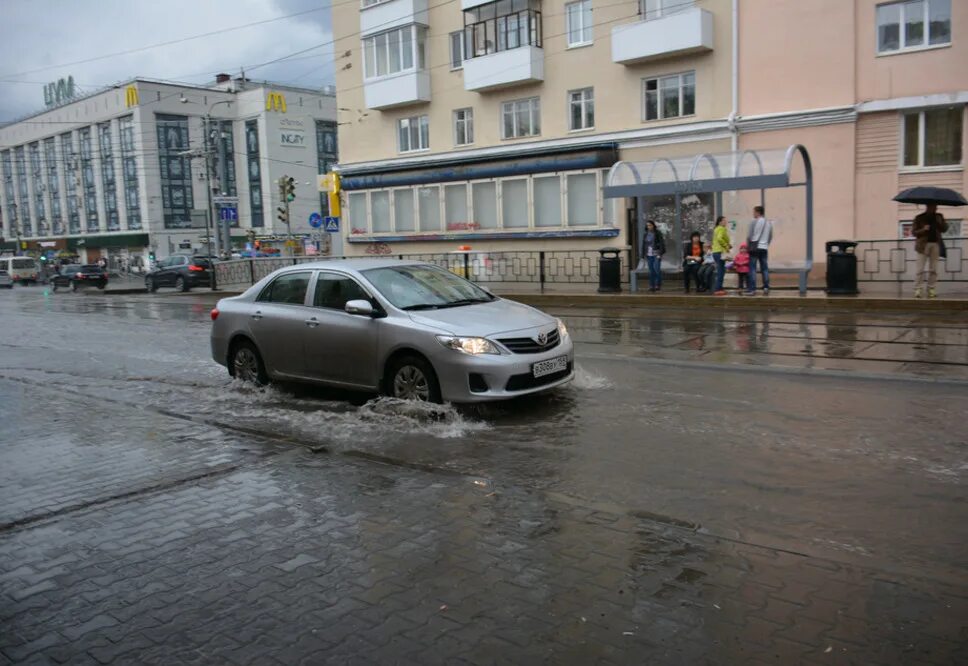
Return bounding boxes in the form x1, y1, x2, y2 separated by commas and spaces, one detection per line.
537, 332, 548, 346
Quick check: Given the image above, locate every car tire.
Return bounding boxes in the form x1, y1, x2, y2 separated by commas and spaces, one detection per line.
229, 340, 268, 386
386, 354, 442, 403
51, 282, 58, 292
97, 284, 105, 290
175, 276, 188, 292
146, 277, 157, 293
70, 281, 77, 293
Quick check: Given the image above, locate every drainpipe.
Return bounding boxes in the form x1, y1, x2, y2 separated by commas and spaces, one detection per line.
730, 0, 739, 151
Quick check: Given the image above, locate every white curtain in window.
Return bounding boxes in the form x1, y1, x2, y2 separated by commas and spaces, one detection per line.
394, 189, 414, 231
533, 176, 561, 228
349, 192, 368, 232
566, 174, 596, 226
445, 184, 468, 229
501, 179, 527, 228
418, 186, 441, 231
371, 191, 391, 232
473, 182, 498, 229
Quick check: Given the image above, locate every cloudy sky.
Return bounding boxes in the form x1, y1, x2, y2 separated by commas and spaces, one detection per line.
0, 0, 335, 121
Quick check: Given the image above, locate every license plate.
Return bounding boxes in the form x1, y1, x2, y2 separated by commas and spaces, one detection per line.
532, 355, 568, 378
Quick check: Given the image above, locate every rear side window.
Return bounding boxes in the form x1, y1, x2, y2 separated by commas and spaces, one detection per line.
191, 258, 211, 268
13, 259, 35, 269
258, 271, 311, 305
313, 272, 369, 310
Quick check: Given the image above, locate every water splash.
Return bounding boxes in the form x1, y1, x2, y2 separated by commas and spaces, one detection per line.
570, 364, 613, 390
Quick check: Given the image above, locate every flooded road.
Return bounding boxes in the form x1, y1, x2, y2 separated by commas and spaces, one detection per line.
2, 287, 965, 585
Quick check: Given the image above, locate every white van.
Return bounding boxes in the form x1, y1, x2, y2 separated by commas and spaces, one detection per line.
0, 257, 41, 285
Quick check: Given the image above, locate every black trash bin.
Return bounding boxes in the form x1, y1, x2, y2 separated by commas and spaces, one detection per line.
825, 240, 859, 295
598, 247, 622, 293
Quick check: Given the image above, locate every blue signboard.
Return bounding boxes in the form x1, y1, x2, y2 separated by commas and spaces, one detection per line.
219, 207, 238, 222
308, 212, 323, 228
323, 216, 340, 233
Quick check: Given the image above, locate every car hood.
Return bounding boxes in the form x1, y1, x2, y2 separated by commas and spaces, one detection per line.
407, 298, 555, 337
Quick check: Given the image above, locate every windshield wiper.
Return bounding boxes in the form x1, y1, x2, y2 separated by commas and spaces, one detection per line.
438, 297, 494, 308
401, 303, 442, 311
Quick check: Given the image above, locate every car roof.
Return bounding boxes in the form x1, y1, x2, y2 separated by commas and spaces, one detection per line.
278, 258, 427, 273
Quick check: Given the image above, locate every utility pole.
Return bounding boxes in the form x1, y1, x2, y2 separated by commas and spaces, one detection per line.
203, 114, 220, 260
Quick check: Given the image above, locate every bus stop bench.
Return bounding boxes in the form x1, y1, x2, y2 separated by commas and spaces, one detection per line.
630, 259, 812, 294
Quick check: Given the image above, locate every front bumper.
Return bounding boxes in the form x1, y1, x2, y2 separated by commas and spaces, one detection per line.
432, 336, 575, 403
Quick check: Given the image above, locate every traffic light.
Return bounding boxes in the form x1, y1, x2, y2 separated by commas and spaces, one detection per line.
148, 250, 156, 261
277, 205, 289, 225
285, 177, 295, 202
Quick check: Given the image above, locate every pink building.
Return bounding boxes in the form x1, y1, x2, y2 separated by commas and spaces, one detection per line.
739, 0, 965, 247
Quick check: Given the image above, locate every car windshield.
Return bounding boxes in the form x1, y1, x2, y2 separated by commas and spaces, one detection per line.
62, 265, 81, 273
81, 265, 101, 272
363, 265, 494, 310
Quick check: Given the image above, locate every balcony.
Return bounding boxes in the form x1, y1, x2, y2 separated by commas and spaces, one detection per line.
464, 46, 544, 92
611, 7, 713, 66
364, 70, 431, 110
360, 0, 428, 37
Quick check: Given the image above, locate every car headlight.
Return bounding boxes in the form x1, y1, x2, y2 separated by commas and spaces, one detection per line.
436, 336, 501, 355
557, 318, 569, 340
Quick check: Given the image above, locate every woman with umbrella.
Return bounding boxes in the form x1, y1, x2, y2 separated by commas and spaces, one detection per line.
894, 186, 967, 299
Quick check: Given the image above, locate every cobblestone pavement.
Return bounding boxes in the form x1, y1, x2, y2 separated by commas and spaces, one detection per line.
2, 380, 967, 665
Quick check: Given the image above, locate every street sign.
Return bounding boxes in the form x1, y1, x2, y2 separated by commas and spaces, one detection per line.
308, 212, 323, 228
213, 195, 239, 206
219, 207, 238, 222
323, 216, 340, 233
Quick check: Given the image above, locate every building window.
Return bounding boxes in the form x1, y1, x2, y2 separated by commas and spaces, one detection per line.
30, 143, 48, 235
902, 107, 963, 168
454, 108, 474, 146
363, 25, 426, 79
568, 88, 594, 131
566, 0, 593, 47
450, 31, 465, 69
78, 129, 98, 233
643, 71, 695, 121
641, 0, 690, 20
212, 120, 237, 199
1, 151, 14, 238
501, 97, 540, 139
463, 0, 542, 59
44, 137, 63, 235
877, 0, 951, 54
119, 116, 141, 230
398, 115, 429, 153
98, 123, 120, 232
245, 119, 264, 228
156, 115, 194, 230
60, 134, 81, 234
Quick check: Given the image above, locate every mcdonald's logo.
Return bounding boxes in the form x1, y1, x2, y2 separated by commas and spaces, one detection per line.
265, 92, 287, 113
124, 86, 139, 108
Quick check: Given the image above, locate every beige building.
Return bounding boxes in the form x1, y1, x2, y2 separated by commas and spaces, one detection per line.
333, 0, 965, 267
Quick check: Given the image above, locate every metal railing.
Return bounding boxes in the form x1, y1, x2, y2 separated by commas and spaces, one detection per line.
855, 237, 966, 283
213, 250, 631, 293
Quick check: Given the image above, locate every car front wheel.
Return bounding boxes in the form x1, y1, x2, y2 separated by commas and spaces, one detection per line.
70, 281, 78, 293
51, 282, 58, 292
146, 277, 157, 293
230, 340, 268, 385
175, 276, 188, 292
386, 355, 442, 403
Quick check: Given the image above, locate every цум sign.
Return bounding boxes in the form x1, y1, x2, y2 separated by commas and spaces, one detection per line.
279, 118, 306, 148
44, 76, 76, 108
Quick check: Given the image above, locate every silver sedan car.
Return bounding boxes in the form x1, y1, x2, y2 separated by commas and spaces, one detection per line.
210, 260, 574, 403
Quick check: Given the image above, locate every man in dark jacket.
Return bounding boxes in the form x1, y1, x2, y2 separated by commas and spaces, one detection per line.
912, 203, 948, 299
682, 231, 704, 293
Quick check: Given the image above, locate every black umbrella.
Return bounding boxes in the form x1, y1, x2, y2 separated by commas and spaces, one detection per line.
893, 186, 967, 206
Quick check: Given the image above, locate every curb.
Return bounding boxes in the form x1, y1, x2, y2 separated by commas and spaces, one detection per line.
500, 292, 968, 313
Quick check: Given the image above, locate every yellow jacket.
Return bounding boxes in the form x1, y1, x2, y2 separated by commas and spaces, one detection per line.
712, 225, 732, 254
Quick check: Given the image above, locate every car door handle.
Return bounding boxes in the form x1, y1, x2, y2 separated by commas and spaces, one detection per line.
251, 311, 263, 320
304, 317, 319, 328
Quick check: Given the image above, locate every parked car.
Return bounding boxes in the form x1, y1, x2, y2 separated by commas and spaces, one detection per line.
210, 260, 574, 403
0, 257, 40, 285
145, 254, 213, 292
0, 269, 13, 289
50, 264, 108, 292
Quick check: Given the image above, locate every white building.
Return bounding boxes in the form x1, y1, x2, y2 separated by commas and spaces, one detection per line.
0, 76, 338, 266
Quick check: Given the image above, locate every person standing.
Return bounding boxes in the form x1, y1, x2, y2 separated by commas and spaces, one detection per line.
711, 216, 731, 296
642, 220, 666, 293
745, 206, 773, 295
913, 203, 948, 299
682, 231, 704, 293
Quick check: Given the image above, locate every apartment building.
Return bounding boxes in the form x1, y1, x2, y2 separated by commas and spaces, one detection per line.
0, 77, 338, 265
333, 0, 964, 262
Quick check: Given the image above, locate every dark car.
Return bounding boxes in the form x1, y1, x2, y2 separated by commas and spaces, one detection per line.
145, 255, 213, 292
50, 264, 108, 292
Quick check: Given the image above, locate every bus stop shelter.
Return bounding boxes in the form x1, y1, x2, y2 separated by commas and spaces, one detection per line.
603, 144, 814, 294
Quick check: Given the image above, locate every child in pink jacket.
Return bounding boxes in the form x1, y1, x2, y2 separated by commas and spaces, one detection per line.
732, 243, 751, 291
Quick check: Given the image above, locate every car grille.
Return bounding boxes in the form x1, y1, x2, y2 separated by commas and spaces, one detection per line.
497, 329, 560, 354
505, 363, 572, 392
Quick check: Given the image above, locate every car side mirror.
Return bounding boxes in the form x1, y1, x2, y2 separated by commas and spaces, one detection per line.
345, 299, 375, 316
